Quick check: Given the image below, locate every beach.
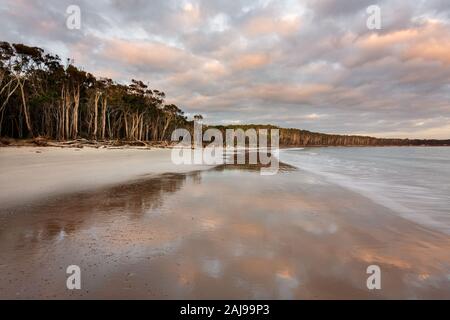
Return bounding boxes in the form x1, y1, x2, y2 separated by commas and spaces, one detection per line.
0, 147, 211, 210
1, 147, 450, 299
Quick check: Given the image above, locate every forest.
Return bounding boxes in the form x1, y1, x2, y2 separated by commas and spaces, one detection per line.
1, 41, 449, 147
212, 125, 450, 147
0, 41, 190, 142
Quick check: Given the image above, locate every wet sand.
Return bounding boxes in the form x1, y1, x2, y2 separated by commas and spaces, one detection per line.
1, 157, 450, 299
0, 147, 211, 209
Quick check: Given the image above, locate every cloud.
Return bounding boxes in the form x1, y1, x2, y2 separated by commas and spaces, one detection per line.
404, 22, 450, 65
242, 14, 301, 37
100, 39, 199, 72
1, 0, 449, 138
352, 21, 450, 66
307, 0, 378, 18
231, 53, 272, 70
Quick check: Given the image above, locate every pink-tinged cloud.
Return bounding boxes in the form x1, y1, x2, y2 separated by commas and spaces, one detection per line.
231, 53, 272, 70
249, 83, 334, 104
405, 22, 450, 65
243, 15, 301, 37
354, 21, 450, 66
100, 39, 199, 72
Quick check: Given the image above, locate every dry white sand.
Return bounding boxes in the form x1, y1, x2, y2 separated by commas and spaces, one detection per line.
0, 147, 212, 209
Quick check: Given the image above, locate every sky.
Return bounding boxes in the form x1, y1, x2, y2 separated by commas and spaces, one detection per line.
1, 0, 450, 139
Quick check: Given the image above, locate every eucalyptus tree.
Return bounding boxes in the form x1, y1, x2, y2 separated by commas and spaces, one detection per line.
0, 41, 191, 142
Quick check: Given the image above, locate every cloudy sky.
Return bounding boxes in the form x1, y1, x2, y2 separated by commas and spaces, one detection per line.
1, 0, 450, 138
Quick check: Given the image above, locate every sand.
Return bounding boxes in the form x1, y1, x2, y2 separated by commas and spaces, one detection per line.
1, 147, 450, 299
0, 147, 211, 209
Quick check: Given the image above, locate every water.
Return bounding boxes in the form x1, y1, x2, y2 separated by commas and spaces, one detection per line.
2, 158, 450, 298
280, 147, 450, 234
0, 166, 450, 300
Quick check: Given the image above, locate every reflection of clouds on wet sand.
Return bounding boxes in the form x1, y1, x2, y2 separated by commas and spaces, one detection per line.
1, 168, 450, 299
276, 268, 300, 300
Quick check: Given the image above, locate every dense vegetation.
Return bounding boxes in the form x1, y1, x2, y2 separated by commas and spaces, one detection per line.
277, 128, 450, 147
211, 125, 450, 147
0, 41, 190, 141
1, 41, 449, 146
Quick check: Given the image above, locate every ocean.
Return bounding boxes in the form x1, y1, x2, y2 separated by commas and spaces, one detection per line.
281, 147, 450, 234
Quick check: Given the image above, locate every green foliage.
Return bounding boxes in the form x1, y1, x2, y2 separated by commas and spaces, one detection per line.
0, 41, 193, 141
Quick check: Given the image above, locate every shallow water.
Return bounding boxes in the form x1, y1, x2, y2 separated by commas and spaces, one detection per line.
1, 161, 450, 299
281, 147, 450, 234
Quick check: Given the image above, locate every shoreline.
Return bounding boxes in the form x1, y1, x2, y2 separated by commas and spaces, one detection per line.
2, 144, 447, 213
0, 146, 213, 210
2, 137, 449, 150
0, 137, 176, 149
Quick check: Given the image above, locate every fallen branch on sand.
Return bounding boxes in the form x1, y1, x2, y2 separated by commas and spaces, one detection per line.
0, 137, 175, 150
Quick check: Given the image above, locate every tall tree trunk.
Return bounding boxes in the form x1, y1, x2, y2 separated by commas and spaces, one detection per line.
101, 96, 107, 140
72, 85, 80, 139
124, 113, 129, 140
64, 87, 70, 140
161, 116, 172, 141
61, 94, 65, 140
0, 80, 20, 133
139, 116, 144, 141
93, 91, 100, 139
17, 78, 33, 137
107, 111, 112, 139
152, 116, 160, 141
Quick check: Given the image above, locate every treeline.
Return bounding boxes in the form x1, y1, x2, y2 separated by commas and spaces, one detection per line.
0, 41, 191, 141
279, 128, 450, 147
212, 125, 450, 147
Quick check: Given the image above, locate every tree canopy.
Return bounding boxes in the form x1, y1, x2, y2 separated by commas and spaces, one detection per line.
0, 41, 192, 141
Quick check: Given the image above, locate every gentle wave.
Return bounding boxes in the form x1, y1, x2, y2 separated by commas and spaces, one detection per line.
280, 147, 450, 234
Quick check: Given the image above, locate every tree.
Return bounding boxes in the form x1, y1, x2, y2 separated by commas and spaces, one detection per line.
0, 41, 191, 142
